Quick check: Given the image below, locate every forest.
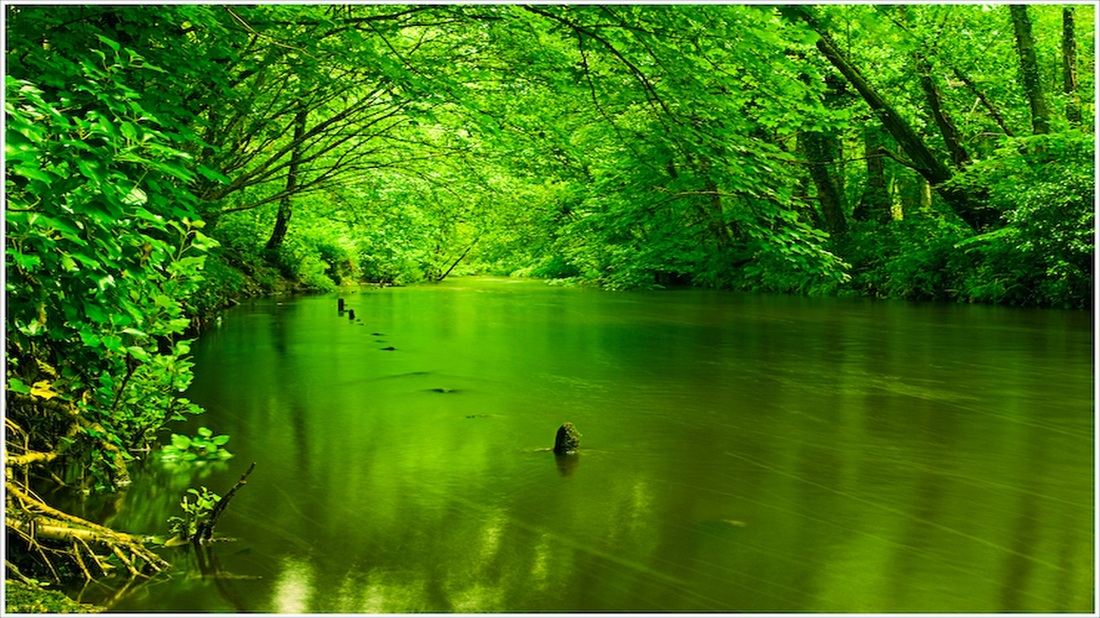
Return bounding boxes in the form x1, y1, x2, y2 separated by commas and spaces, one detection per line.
3, 3, 1096, 611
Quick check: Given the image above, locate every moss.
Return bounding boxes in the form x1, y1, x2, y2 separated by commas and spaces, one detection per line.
553, 422, 581, 455
4, 580, 105, 614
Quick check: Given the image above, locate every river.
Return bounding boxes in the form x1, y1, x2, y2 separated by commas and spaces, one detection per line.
80, 277, 1093, 612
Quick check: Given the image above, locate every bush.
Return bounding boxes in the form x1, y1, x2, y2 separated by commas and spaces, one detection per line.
946, 131, 1094, 308
840, 217, 968, 301
5, 41, 212, 489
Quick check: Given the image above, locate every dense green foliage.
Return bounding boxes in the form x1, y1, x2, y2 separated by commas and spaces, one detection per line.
5, 40, 214, 489
2, 2, 1095, 588
7, 4, 1092, 306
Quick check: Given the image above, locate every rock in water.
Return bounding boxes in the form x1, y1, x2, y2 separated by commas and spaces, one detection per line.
554, 422, 581, 455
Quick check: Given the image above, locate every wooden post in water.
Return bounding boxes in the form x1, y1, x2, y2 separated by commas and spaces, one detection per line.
338, 298, 345, 312
348, 309, 355, 320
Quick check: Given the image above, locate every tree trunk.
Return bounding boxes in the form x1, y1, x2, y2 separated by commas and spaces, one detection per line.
702, 179, 733, 248
436, 240, 478, 282
897, 173, 931, 218
690, 153, 734, 251
951, 66, 1014, 137
799, 130, 847, 235
1062, 7, 1081, 125
854, 125, 892, 224
917, 56, 970, 167
264, 108, 309, 252
1010, 5, 1052, 135
787, 7, 995, 231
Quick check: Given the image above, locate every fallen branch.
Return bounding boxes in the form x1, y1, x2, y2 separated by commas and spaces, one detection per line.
195, 462, 257, 543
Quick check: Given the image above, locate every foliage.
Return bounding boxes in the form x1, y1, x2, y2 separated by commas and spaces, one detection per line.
10, 4, 1089, 307
159, 427, 233, 463
166, 487, 221, 544
838, 131, 1093, 308
840, 217, 971, 301
5, 40, 214, 489
946, 131, 1094, 308
3, 3, 1092, 599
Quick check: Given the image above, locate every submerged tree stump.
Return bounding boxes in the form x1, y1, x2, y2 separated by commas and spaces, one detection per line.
553, 422, 581, 455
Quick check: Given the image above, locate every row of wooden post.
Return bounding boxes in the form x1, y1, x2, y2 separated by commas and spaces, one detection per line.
339, 297, 577, 458
338, 298, 355, 320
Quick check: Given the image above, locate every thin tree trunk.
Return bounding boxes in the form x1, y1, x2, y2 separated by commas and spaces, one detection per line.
949, 66, 1015, 137
917, 56, 971, 167
1010, 5, 1052, 135
436, 240, 478, 282
691, 153, 734, 251
703, 179, 733, 248
1062, 7, 1081, 125
264, 108, 309, 252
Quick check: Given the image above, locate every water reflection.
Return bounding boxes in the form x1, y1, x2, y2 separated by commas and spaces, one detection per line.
555, 452, 579, 476
271, 556, 314, 613
97, 280, 1092, 612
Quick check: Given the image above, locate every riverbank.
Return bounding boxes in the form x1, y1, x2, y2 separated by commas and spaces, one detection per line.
5, 581, 105, 613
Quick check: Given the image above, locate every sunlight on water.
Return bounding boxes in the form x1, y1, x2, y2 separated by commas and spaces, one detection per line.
271, 556, 314, 614
95, 278, 1094, 612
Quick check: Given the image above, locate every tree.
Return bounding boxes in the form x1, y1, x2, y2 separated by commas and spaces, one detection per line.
783, 5, 997, 232
264, 107, 308, 252
1062, 7, 1082, 125
916, 54, 971, 167
1010, 5, 1053, 134
853, 124, 892, 224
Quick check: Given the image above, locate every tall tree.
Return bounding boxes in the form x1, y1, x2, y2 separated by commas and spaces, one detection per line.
916, 55, 971, 167
1062, 7, 1082, 125
784, 6, 996, 231
854, 124, 892, 224
264, 107, 308, 252
1009, 5, 1052, 134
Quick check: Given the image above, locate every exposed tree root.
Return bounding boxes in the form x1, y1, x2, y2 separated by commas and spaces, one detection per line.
5, 478, 170, 582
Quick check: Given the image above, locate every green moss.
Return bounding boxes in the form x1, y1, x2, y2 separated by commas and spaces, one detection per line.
5, 580, 105, 614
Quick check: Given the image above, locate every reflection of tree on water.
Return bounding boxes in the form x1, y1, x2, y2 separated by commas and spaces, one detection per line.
111, 287, 1094, 612
194, 542, 258, 612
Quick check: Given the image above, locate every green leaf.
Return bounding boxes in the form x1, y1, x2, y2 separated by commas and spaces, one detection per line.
10, 252, 41, 270
195, 164, 230, 184
95, 34, 121, 53
85, 303, 109, 324
101, 334, 123, 353
13, 163, 53, 185
123, 186, 148, 206
78, 330, 102, 348
126, 346, 151, 362
7, 377, 30, 394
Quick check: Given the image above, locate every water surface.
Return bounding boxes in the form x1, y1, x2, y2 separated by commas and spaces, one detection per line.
89, 278, 1093, 612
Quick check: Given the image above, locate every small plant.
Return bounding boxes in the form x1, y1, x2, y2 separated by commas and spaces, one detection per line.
165, 486, 221, 546
160, 427, 233, 462
163, 462, 255, 546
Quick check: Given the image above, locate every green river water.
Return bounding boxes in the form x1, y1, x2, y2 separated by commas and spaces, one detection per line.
77, 277, 1093, 612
